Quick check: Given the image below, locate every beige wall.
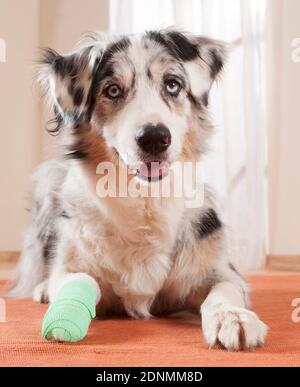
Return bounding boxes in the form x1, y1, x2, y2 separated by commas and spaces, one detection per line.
267, 0, 300, 255
40, 0, 109, 52
0, 0, 109, 251
0, 0, 41, 251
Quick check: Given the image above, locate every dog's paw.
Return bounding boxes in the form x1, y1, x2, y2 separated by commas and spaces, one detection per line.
202, 305, 268, 351
33, 281, 49, 304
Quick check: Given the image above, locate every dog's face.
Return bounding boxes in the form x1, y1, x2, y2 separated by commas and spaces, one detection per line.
41, 30, 227, 181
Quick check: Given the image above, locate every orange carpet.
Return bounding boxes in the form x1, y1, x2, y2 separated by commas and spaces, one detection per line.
0, 274, 300, 367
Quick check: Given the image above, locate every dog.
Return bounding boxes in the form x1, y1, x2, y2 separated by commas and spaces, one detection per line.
10, 29, 267, 350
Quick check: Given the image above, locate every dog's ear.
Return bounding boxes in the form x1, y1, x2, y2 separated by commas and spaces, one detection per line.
190, 35, 228, 106
39, 41, 104, 133
194, 36, 228, 79
163, 31, 228, 106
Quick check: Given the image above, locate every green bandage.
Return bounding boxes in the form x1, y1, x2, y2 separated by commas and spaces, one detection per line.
42, 279, 98, 342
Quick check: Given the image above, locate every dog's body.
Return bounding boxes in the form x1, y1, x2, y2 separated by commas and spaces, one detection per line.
11, 30, 267, 350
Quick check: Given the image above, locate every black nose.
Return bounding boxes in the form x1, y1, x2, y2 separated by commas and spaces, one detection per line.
135, 123, 171, 155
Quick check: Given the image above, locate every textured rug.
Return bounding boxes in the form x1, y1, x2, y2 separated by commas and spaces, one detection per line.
0, 275, 300, 366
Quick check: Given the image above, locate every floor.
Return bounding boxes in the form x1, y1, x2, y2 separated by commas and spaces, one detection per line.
1, 272, 300, 366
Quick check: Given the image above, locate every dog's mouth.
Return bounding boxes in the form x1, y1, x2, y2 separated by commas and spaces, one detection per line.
133, 161, 169, 182
114, 150, 169, 182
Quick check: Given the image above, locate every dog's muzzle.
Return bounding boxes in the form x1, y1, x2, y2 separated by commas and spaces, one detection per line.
131, 123, 171, 182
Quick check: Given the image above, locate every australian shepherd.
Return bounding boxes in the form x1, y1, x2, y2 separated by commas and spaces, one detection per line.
10, 29, 267, 351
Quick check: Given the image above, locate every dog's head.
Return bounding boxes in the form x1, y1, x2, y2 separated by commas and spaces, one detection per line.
40, 30, 227, 181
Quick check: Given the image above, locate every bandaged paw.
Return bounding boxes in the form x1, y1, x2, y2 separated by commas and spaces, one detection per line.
42, 279, 98, 342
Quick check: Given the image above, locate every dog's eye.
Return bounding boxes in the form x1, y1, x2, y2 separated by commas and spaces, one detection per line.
105, 84, 122, 99
165, 80, 182, 97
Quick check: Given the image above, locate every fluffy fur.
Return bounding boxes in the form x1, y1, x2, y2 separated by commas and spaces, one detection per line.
10, 29, 267, 350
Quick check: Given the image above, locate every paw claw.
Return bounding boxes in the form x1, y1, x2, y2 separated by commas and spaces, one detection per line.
202, 306, 268, 351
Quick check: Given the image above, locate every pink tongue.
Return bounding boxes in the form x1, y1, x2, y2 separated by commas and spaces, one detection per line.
138, 162, 165, 178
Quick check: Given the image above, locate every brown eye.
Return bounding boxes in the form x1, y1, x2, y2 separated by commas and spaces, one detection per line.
105, 84, 122, 99
165, 79, 182, 97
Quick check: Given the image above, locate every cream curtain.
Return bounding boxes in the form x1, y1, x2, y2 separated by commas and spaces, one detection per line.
109, 0, 267, 271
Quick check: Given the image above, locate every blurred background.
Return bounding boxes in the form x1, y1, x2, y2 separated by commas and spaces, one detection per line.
0, 0, 299, 274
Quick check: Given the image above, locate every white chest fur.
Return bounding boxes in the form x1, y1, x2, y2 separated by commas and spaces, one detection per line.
65, 178, 186, 318
99, 196, 185, 317
64, 167, 186, 318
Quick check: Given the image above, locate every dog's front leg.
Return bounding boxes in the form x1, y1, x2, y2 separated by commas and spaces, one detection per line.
48, 272, 101, 304
200, 273, 268, 351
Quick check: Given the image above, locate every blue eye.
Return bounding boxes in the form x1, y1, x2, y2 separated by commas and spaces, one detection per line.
106, 84, 122, 99
165, 80, 182, 96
